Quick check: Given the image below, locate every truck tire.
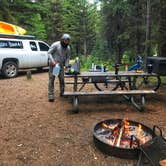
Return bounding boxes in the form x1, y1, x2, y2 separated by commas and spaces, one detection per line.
2, 61, 18, 78
37, 67, 43, 72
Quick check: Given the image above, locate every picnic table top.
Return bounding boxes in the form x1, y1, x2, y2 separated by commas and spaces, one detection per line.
64, 71, 158, 77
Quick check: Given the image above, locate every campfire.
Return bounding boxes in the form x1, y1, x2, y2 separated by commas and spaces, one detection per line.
93, 119, 166, 163
96, 119, 152, 149
93, 119, 157, 159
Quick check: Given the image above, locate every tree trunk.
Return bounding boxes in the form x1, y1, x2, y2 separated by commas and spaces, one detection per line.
117, 41, 122, 64
83, 38, 87, 57
116, 12, 122, 64
136, 0, 141, 55
145, 0, 151, 58
75, 42, 79, 57
158, 0, 166, 57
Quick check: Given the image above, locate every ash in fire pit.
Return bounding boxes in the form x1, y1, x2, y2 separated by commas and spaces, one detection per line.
93, 119, 156, 159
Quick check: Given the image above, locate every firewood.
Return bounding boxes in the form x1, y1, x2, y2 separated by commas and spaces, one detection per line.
160, 159, 166, 166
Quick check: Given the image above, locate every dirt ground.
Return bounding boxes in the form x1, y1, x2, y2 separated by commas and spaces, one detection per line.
0, 70, 166, 166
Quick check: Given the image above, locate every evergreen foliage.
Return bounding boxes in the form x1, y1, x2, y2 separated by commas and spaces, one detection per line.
0, 0, 165, 67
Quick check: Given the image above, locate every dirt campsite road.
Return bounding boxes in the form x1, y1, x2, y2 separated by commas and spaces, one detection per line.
0, 70, 166, 166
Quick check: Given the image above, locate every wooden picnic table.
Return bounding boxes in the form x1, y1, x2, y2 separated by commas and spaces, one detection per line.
64, 71, 160, 113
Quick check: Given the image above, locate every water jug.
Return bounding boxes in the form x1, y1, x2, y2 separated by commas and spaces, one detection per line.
53, 63, 60, 76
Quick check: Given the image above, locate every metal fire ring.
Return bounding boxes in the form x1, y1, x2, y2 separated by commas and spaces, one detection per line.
93, 119, 157, 159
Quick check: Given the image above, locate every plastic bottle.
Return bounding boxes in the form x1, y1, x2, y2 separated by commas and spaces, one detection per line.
92, 63, 94, 70
101, 64, 104, 72
75, 57, 80, 74
94, 64, 96, 71
125, 64, 128, 72
147, 64, 153, 73
53, 63, 60, 76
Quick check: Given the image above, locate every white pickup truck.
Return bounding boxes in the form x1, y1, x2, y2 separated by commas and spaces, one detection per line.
0, 34, 49, 78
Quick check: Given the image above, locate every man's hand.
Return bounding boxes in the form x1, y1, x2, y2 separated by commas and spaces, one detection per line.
51, 60, 57, 66
64, 66, 67, 72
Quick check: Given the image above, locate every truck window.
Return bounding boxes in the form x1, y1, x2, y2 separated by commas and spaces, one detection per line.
8, 41, 23, 49
0, 40, 23, 49
30, 41, 37, 51
0, 40, 8, 48
38, 42, 49, 51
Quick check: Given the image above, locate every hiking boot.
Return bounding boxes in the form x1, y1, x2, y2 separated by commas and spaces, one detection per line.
48, 98, 54, 102
48, 95, 54, 102
60, 92, 64, 97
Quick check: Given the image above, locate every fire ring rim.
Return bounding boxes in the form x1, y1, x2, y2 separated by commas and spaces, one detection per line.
93, 118, 156, 159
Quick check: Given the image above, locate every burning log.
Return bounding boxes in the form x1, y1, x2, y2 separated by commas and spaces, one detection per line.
160, 159, 166, 166
102, 122, 118, 130
111, 120, 125, 147
116, 125, 124, 147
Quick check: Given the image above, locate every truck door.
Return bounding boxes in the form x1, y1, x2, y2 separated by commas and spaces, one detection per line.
37, 41, 49, 66
27, 41, 42, 67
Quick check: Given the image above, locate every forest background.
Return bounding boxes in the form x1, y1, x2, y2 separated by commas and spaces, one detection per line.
0, 0, 166, 70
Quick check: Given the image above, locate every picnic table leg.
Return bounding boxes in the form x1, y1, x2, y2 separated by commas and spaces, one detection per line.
73, 96, 79, 113
130, 95, 145, 112
73, 75, 78, 91
123, 94, 131, 101
128, 76, 132, 90
122, 76, 132, 101
73, 75, 79, 113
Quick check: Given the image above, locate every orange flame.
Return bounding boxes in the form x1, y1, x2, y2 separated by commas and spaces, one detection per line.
124, 120, 130, 136
137, 124, 145, 144
113, 128, 119, 136
141, 137, 146, 144
102, 122, 117, 130
137, 124, 142, 138
102, 122, 108, 128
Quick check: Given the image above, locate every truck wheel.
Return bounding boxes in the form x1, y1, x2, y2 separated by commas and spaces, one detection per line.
2, 61, 18, 78
37, 67, 43, 72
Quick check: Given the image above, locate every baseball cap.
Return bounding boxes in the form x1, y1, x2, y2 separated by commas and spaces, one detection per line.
61, 33, 71, 40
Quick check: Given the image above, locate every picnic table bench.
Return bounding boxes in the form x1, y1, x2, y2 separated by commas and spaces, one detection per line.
64, 71, 160, 113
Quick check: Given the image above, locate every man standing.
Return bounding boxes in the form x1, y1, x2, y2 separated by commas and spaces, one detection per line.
48, 34, 71, 102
